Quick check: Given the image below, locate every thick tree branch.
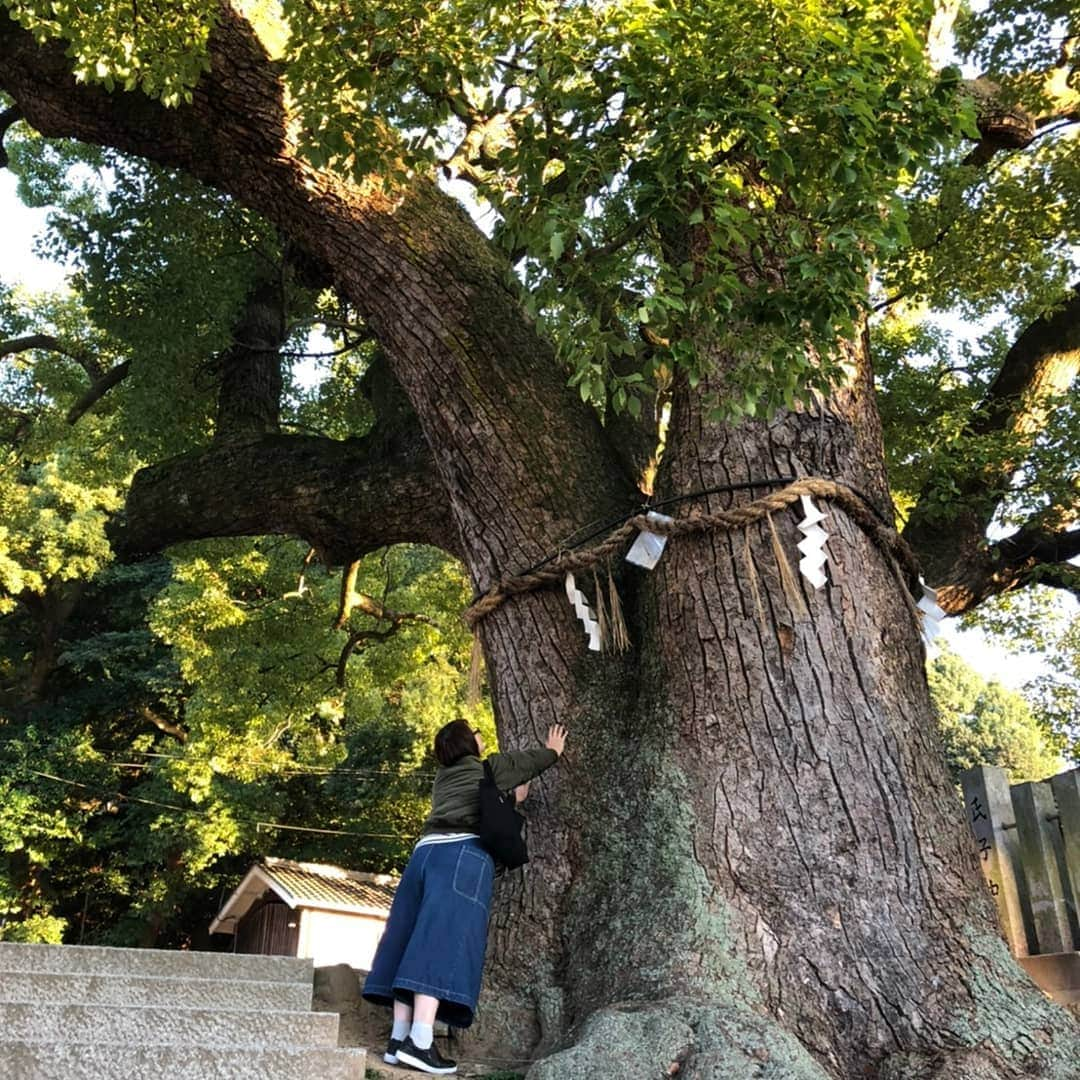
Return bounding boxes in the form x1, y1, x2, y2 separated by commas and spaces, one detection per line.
933, 525, 1080, 613
140, 705, 187, 743
960, 77, 1039, 166
110, 328, 457, 566
971, 285, 1080, 445
0, 333, 103, 378
113, 425, 459, 564
998, 520, 1080, 571
1017, 560, 1080, 600
112, 318, 460, 559
904, 286, 1080, 599
214, 269, 286, 443
960, 33, 1079, 165
66, 360, 130, 424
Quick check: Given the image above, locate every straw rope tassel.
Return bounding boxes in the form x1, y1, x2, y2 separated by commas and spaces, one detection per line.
592, 568, 610, 652
767, 513, 809, 619
606, 564, 631, 653
742, 528, 768, 632
467, 631, 484, 706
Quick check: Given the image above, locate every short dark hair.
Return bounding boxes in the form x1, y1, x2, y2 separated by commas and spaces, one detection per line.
434, 719, 480, 767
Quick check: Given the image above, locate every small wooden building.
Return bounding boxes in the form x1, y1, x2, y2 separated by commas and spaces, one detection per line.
210, 857, 397, 970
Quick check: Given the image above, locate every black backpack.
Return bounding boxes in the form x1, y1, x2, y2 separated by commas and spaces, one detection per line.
477, 760, 528, 870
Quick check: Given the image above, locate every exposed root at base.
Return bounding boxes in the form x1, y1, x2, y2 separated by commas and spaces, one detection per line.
525, 998, 1080, 1080
525, 998, 828, 1080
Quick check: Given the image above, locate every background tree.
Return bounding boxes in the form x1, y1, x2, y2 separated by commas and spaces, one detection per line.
955, 586, 1080, 763
0, 0, 1078, 1077
927, 643, 1062, 782
0, 149, 488, 947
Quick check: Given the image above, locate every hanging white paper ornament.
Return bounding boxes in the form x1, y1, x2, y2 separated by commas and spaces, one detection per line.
564, 572, 602, 651
625, 511, 674, 570
795, 494, 829, 590
917, 581, 946, 651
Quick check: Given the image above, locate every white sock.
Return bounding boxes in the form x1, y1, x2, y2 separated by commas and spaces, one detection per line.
410, 1021, 434, 1050
391, 1018, 411, 1041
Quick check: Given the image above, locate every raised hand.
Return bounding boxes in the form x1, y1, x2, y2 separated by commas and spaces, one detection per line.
545, 723, 568, 757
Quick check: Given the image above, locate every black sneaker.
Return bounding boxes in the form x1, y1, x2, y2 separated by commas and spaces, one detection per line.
383, 1037, 403, 1064
394, 1035, 458, 1075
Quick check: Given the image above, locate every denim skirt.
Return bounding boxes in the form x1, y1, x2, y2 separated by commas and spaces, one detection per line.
362, 837, 494, 1028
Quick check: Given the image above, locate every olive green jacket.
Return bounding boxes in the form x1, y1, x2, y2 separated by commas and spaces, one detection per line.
420, 747, 559, 836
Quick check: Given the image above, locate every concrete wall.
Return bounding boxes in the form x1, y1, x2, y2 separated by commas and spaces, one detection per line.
297, 910, 386, 970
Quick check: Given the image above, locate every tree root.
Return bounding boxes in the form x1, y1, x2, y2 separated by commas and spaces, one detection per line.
525, 994, 1080, 1080
525, 998, 829, 1080
877, 1036, 1080, 1080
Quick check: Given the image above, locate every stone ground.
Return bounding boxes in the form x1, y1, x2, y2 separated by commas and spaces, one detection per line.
366, 1060, 515, 1078
312, 965, 528, 1079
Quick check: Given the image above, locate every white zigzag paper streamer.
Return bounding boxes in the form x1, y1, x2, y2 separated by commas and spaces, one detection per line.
796, 494, 829, 590
565, 572, 602, 652
917, 581, 946, 651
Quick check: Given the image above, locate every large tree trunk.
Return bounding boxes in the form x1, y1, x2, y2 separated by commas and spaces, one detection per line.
475, 345, 1080, 1079
2, 10, 1078, 1077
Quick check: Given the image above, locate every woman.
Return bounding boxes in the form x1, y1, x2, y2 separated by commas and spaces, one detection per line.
362, 718, 567, 1075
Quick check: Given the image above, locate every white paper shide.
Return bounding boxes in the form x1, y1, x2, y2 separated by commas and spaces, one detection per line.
917, 582, 946, 651
796, 495, 829, 590
625, 511, 674, 570
564, 572, 602, 651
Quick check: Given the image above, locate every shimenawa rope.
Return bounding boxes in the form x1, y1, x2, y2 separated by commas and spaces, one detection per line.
463, 476, 921, 629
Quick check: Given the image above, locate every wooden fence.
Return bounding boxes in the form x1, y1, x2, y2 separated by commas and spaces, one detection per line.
961, 765, 1080, 1004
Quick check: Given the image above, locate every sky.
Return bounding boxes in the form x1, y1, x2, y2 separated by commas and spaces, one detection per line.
0, 172, 62, 293
0, 171, 1053, 693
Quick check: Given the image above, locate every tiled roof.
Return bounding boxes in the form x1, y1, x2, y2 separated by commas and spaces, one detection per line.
261, 858, 397, 914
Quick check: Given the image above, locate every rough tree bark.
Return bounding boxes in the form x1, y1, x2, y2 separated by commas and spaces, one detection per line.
212, 267, 287, 443
18, 580, 85, 704
2, 9, 1078, 1078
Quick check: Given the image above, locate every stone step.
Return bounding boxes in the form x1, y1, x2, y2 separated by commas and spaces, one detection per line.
0, 1042, 366, 1080
0, 1002, 339, 1049
0, 942, 312, 983
0, 971, 314, 1010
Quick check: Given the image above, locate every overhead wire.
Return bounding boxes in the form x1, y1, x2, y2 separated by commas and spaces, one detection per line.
26, 769, 414, 841
120, 749, 437, 780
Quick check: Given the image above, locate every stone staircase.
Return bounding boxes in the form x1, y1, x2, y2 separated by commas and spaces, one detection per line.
0, 942, 367, 1080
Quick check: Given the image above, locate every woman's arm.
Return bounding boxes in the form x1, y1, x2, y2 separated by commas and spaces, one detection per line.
490, 724, 567, 789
